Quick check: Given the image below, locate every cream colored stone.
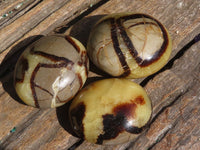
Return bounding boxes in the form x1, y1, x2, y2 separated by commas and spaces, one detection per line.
14, 35, 89, 108
87, 13, 172, 78
69, 78, 152, 145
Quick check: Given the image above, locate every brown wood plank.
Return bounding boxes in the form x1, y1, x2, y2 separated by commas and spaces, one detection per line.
3, 109, 60, 149
0, 0, 200, 149
0, 0, 24, 12
0, 83, 38, 140
0, 0, 102, 55
0, 0, 39, 29
0, 0, 68, 52
151, 82, 200, 150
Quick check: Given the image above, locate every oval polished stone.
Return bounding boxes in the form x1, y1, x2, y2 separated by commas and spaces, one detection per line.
14, 35, 89, 108
69, 78, 152, 145
87, 13, 172, 78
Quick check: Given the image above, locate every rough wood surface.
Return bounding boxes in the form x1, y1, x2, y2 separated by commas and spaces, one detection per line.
0, 0, 200, 150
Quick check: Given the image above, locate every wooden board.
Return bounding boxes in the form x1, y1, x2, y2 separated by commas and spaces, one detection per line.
0, 0, 200, 149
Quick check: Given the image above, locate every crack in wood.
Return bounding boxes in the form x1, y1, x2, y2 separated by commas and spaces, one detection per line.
67, 139, 84, 150
149, 81, 200, 149
150, 91, 187, 125
0, 0, 43, 29
0, 109, 42, 149
147, 127, 171, 150
145, 93, 188, 150
1, 109, 64, 149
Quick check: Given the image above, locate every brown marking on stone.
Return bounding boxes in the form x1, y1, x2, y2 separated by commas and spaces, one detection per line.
80, 50, 89, 76
84, 55, 89, 76
96, 113, 124, 144
134, 96, 146, 105
37, 52, 74, 64
77, 61, 83, 66
97, 102, 144, 144
30, 46, 74, 65
77, 73, 83, 88
110, 18, 131, 77
113, 102, 137, 119
117, 13, 169, 67
34, 83, 54, 97
96, 46, 103, 65
15, 57, 29, 83
30, 62, 68, 107
29, 52, 74, 108
70, 102, 86, 138
30, 64, 40, 108
65, 35, 80, 53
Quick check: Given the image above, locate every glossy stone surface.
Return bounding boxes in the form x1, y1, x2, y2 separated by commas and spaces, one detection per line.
69, 78, 152, 145
87, 13, 172, 78
14, 35, 89, 108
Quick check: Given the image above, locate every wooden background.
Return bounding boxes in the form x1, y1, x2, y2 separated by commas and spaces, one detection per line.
0, 0, 200, 149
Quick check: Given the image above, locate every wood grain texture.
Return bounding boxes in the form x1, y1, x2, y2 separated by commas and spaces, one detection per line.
0, 0, 39, 29
0, 0, 200, 149
0, 0, 102, 55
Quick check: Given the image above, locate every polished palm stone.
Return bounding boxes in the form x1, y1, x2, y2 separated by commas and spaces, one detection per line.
14, 35, 89, 108
69, 78, 152, 145
87, 13, 172, 78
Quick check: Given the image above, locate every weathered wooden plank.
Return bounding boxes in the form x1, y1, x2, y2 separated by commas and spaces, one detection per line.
0, 0, 69, 52
0, 0, 23, 12
0, 83, 38, 140
0, 0, 103, 54
0, 0, 200, 149
38, 127, 79, 150
0, 0, 40, 29
2, 109, 60, 150
152, 82, 200, 150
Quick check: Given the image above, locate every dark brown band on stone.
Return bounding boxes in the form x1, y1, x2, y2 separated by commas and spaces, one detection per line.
65, 36, 81, 53
15, 57, 29, 83
31, 47, 74, 64
29, 49, 75, 108
70, 102, 86, 138
118, 14, 169, 67
30, 64, 40, 108
110, 18, 131, 77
